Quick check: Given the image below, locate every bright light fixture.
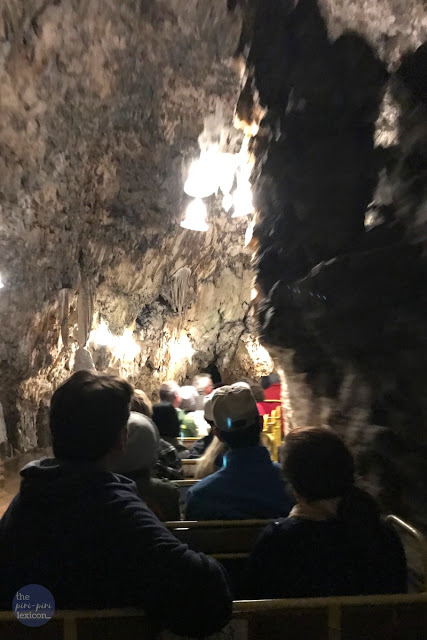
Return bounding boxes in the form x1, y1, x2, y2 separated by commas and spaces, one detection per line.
184, 149, 222, 199
181, 199, 209, 232
0, 281, 4, 290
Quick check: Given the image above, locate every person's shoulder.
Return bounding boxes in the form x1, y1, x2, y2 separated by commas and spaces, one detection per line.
188, 469, 222, 496
264, 516, 310, 539
253, 517, 303, 550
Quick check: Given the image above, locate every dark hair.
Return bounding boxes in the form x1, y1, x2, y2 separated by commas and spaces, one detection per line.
283, 427, 381, 543
282, 427, 354, 500
50, 370, 133, 462
152, 402, 180, 438
131, 389, 153, 418
219, 420, 261, 449
238, 377, 265, 403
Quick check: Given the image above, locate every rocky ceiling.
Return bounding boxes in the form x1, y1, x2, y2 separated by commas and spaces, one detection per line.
0, 0, 272, 455
232, 0, 427, 525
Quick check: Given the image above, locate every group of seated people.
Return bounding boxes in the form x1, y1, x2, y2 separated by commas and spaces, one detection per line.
0, 370, 407, 637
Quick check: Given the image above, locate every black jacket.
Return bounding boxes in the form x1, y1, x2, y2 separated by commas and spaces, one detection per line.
246, 516, 407, 599
0, 458, 232, 637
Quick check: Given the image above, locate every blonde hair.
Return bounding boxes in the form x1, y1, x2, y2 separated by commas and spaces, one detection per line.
195, 436, 227, 479
131, 389, 153, 418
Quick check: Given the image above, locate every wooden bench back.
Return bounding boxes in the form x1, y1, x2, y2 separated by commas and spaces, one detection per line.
165, 519, 271, 557
1, 593, 427, 640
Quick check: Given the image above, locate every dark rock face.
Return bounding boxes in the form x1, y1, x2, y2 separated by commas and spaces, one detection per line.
233, 0, 427, 525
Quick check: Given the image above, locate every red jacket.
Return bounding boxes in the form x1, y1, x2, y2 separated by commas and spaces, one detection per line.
258, 384, 284, 433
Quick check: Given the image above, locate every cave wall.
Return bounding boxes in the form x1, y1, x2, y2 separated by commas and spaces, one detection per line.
232, 0, 427, 525
0, 0, 270, 457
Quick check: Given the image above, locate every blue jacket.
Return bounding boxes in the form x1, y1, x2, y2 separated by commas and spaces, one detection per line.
0, 459, 232, 637
185, 446, 294, 520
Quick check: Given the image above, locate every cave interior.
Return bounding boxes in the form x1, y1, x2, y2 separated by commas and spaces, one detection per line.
0, 0, 426, 527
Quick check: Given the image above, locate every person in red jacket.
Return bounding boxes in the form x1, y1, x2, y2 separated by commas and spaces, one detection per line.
259, 372, 283, 432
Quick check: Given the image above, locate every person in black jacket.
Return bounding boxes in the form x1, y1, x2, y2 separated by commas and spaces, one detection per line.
0, 371, 232, 637
246, 426, 407, 599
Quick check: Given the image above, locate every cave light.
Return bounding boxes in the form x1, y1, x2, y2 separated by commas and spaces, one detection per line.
113, 327, 141, 363
184, 147, 222, 199
232, 172, 254, 217
180, 198, 209, 232
89, 320, 113, 348
88, 320, 140, 363
232, 136, 255, 218
217, 153, 238, 196
168, 331, 195, 371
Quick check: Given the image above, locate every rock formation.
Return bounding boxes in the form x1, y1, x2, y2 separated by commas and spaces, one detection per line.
0, 1, 271, 457
232, 0, 427, 525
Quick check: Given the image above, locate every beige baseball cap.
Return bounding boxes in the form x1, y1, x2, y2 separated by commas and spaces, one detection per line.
203, 390, 218, 422
212, 383, 259, 431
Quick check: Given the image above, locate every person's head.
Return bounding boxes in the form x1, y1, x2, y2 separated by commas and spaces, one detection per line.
269, 372, 280, 385
179, 386, 198, 413
159, 381, 181, 408
212, 383, 262, 449
152, 401, 181, 438
131, 389, 153, 418
282, 427, 354, 502
192, 374, 214, 397
50, 370, 133, 464
282, 427, 380, 541
238, 377, 265, 403
114, 412, 160, 477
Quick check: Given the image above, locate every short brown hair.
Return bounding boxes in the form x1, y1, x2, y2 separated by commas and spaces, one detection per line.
131, 389, 153, 418
50, 370, 133, 462
282, 427, 354, 501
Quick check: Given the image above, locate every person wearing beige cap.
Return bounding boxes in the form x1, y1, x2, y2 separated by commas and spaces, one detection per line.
185, 383, 294, 520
